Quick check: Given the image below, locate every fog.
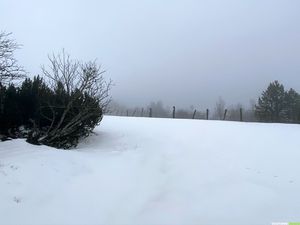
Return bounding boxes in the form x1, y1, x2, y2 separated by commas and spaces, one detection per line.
1, 0, 300, 108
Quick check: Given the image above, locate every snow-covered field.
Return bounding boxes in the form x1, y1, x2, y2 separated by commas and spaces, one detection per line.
0, 116, 300, 225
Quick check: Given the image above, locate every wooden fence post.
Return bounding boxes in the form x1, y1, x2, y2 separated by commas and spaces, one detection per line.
172, 106, 176, 118
223, 109, 227, 120
141, 108, 144, 117
126, 110, 129, 117
206, 109, 209, 120
192, 109, 197, 119
149, 108, 152, 117
240, 108, 243, 122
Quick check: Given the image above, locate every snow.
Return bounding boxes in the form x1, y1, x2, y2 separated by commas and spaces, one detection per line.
1, 116, 300, 225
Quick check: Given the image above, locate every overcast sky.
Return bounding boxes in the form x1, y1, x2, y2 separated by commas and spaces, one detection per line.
1, 0, 300, 109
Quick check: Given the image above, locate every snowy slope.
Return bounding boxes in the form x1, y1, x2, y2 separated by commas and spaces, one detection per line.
0, 116, 300, 225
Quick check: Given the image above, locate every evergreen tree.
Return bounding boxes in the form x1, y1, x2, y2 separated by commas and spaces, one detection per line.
284, 88, 300, 123
1, 84, 21, 134
255, 81, 286, 122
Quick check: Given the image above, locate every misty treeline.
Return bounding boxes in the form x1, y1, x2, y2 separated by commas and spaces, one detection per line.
109, 80, 300, 124
0, 32, 111, 149
109, 99, 256, 122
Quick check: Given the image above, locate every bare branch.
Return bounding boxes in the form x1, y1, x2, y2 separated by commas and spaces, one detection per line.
0, 31, 26, 84
37, 50, 112, 148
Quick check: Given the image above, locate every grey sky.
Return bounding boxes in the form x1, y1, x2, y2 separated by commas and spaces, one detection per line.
1, 0, 300, 109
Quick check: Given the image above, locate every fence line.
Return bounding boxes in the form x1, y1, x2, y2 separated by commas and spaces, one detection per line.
109, 106, 248, 122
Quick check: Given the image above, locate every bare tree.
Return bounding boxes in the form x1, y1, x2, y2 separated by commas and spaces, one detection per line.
28, 50, 112, 148
213, 97, 226, 120
0, 32, 25, 84
244, 99, 257, 122
148, 101, 169, 118
42, 50, 112, 112
228, 103, 243, 121
108, 100, 127, 115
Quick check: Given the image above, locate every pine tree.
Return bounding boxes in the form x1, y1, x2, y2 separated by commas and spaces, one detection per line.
255, 81, 286, 122
284, 88, 300, 123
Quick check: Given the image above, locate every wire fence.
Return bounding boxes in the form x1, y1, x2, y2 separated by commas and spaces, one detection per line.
107, 106, 257, 122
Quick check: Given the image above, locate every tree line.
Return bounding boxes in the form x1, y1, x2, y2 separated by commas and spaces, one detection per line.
110, 80, 300, 124
0, 32, 111, 149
